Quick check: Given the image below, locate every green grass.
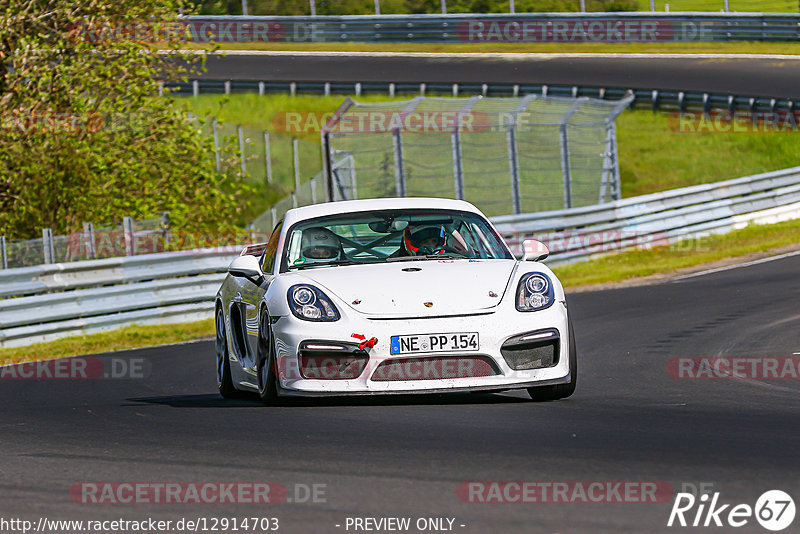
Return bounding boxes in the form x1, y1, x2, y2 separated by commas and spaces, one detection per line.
5, 216, 800, 363
0, 319, 214, 366
616, 111, 800, 197
184, 41, 800, 55
552, 216, 800, 286
652, 0, 796, 11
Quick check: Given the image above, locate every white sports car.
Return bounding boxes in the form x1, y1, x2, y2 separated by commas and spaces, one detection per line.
215, 197, 576, 403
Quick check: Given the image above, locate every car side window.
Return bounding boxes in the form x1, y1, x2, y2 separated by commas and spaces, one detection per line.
261, 221, 283, 274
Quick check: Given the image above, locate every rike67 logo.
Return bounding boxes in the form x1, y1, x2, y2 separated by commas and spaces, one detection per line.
668, 490, 795, 531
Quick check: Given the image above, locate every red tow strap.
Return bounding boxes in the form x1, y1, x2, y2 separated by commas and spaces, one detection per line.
351, 333, 378, 350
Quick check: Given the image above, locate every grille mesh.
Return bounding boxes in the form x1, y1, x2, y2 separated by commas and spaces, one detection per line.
371, 356, 499, 381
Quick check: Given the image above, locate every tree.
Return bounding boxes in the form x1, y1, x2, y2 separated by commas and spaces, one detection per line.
0, 0, 250, 239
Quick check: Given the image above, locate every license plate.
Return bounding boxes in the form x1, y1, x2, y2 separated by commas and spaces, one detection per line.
390, 332, 479, 355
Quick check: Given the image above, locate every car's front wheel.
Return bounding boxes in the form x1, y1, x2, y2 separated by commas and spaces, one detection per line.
257, 307, 279, 405
527, 316, 577, 402
216, 307, 239, 399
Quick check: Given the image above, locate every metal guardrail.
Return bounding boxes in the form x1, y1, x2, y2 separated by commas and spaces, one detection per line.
0, 248, 238, 347
2, 167, 799, 347
493, 166, 800, 264
167, 80, 798, 115
184, 13, 800, 43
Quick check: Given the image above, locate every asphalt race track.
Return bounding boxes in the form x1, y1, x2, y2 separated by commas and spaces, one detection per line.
1, 253, 799, 533
197, 52, 800, 99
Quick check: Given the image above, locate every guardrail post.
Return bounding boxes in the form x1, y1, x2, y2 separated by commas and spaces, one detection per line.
509, 0, 515, 13
309, 0, 316, 16
42, 228, 54, 264
212, 117, 221, 173
392, 128, 406, 197
0, 236, 7, 269
324, 82, 331, 96
440, 0, 446, 14
241, 0, 248, 15
224, 81, 231, 95
506, 122, 521, 215
82, 222, 96, 259
237, 125, 247, 178
374, 0, 381, 15
389, 83, 395, 97
123, 217, 135, 256
264, 131, 273, 184
258, 81, 265, 96
270, 207, 278, 228
192, 80, 199, 97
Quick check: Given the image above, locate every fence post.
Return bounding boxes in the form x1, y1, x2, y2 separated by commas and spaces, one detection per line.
42, 228, 54, 264
0, 236, 7, 269
392, 128, 406, 197
123, 216, 135, 256
506, 123, 521, 215
82, 222, 96, 259
160, 211, 171, 250
237, 125, 246, 178
292, 137, 301, 207
558, 123, 572, 210
212, 117, 221, 173
451, 127, 464, 200
264, 131, 273, 184
557, 98, 588, 209
450, 95, 479, 201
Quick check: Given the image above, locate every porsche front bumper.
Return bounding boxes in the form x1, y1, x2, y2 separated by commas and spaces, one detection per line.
271, 302, 571, 396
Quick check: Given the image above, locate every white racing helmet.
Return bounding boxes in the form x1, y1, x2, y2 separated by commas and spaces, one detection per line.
300, 227, 342, 263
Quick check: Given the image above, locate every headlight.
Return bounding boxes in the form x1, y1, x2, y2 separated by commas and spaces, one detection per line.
516, 273, 555, 312
288, 284, 340, 322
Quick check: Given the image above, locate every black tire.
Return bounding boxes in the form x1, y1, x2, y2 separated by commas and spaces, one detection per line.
256, 307, 279, 405
527, 316, 578, 402
216, 307, 239, 399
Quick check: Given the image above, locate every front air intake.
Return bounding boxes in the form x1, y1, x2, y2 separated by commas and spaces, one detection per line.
371, 355, 500, 381
500, 329, 560, 371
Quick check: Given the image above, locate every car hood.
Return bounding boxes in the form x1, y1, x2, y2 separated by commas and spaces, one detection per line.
296, 259, 517, 317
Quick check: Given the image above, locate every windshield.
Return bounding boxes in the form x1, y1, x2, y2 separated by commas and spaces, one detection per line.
281, 209, 512, 271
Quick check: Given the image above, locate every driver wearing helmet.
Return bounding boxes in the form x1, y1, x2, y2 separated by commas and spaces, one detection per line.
299, 227, 343, 264
394, 225, 448, 257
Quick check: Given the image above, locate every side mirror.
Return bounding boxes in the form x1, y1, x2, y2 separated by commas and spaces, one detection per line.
522, 239, 549, 262
228, 255, 263, 283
